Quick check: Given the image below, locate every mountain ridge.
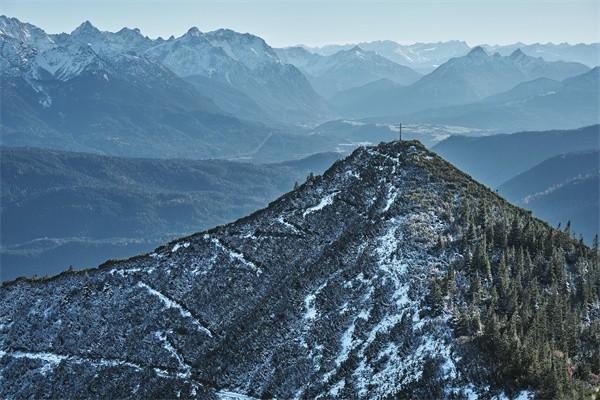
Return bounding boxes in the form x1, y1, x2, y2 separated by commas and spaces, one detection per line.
1, 140, 597, 399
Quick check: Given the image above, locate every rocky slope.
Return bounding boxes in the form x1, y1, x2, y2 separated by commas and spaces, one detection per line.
1, 141, 598, 399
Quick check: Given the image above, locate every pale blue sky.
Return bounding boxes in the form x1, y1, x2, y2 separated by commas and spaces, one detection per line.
2, 0, 599, 47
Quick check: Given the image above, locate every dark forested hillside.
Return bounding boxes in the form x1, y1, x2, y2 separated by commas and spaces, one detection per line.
0, 147, 341, 280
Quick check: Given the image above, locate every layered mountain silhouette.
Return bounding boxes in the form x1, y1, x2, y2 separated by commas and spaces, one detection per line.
331, 47, 590, 118
0, 16, 336, 160
145, 27, 331, 124
276, 45, 421, 98
407, 67, 600, 131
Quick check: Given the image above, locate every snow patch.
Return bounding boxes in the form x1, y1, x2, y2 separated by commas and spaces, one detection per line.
209, 237, 262, 275
303, 191, 339, 217
136, 281, 213, 337
277, 216, 299, 233
216, 390, 257, 400
171, 242, 190, 253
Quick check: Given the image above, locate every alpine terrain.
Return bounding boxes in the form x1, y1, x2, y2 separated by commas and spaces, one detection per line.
1, 141, 598, 399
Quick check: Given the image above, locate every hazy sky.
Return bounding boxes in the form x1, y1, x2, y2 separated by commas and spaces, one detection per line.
2, 0, 599, 47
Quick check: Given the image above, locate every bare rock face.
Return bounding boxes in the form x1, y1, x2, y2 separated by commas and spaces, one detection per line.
0, 141, 595, 399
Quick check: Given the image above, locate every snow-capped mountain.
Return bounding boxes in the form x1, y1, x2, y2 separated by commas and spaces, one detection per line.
33, 42, 109, 81
305, 40, 599, 73
203, 28, 280, 69
482, 42, 600, 68
1, 140, 596, 398
0, 16, 295, 160
276, 45, 421, 98
0, 16, 332, 126
54, 20, 156, 57
0, 15, 55, 51
330, 46, 590, 118
306, 40, 472, 73
145, 26, 331, 124
411, 47, 589, 104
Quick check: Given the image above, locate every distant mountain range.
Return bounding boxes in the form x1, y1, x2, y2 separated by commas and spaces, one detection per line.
406, 67, 600, 131
330, 47, 590, 118
276, 46, 421, 98
2, 15, 599, 156
304, 40, 600, 72
0, 146, 341, 280
498, 151, 599, 243
1, 16, 297, 159
143, 27, 331, 124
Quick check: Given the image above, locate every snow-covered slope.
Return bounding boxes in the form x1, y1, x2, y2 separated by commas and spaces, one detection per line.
0, 17, 293, 160
145, 27, 331, 124
0, 16, 332, 125
0, 15, 55, 51
1, 140, 595, 399
57, 21, 156, 57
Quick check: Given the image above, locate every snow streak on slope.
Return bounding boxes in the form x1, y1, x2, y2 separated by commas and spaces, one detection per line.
136, 281, 213, 337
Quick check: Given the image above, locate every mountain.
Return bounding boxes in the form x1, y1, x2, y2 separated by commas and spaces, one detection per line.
483, 42, 600, 68
330, 47, 590, 118
306, 40, 599, 72
144, 27, 332, 124
305, 40, 472, 73
60, 20, 333, 124
406, 67, 600, 132
276, 46, 421, 98
53, 20, 156, 57
1, 140, 598, 399
0, 17, 292, 160
0, 15, 333, 144
0, 147, 341, 281
433, 125, 600, 187
498, 151, 599, 243
0, 15, 55, 51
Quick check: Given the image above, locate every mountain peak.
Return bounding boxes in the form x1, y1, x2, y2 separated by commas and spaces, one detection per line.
72, 20, 101, 36
186, 26, 202, 36
509, 48, 526, 59
0, 128, 595, 399
467, 46, 488, 57
116, 27, 142, 37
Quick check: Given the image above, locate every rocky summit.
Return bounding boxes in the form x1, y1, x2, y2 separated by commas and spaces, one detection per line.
1, 141, 598, 399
